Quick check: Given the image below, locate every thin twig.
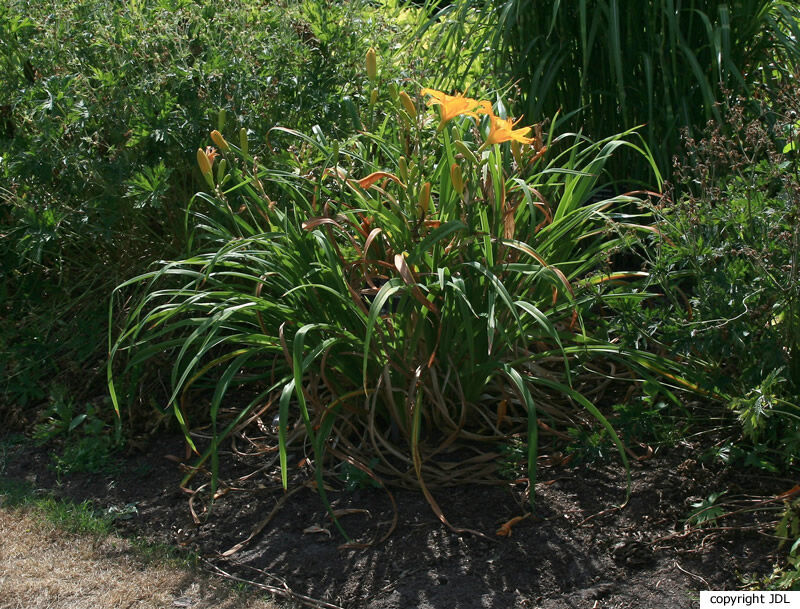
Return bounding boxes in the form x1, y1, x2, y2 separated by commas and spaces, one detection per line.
651, 523, 773, 547
673, 561, 710, 588
201, 557, 345, 609
221, 485, 305, 557
578, 506, 621, 526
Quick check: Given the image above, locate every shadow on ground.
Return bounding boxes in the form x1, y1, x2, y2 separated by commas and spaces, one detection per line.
0, 434, 785, 609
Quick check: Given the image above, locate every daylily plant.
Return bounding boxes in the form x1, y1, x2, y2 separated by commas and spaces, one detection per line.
111, 66, 673, 545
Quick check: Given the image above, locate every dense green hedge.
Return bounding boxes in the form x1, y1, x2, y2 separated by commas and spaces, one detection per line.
0, 0, 407, 416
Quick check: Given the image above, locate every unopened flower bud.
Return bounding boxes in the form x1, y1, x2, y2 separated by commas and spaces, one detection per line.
408, 160, 418, 182
397, 156, 408, 183
399, 91, 416, 119
210, 130, 229, 151
197, 146, 216, 188
454, 140, 478, 165
197, 147, 212, 175
366, 48, 377, 82
370, 88, 379, 106
417, 181, 431, 215
239, 127, 249, 156
450, 163, 464, 195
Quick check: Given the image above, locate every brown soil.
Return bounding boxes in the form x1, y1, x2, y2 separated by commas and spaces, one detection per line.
0, 434, 791, 609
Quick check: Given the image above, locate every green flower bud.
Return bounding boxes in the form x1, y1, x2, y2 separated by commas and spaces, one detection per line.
239, 127, 249, 156
366, 48, 377, 82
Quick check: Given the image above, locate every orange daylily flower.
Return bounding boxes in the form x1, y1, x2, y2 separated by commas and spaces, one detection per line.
484, 114, 535, 147
420, 87, 491, 130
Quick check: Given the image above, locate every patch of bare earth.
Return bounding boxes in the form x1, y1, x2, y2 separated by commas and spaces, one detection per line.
1, 433, 791, 609
0, 508, 284, 609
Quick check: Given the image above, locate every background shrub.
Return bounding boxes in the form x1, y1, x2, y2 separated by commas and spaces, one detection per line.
419, 0, 800, 182
0, 0, 407, 425
611, 81, 800, 470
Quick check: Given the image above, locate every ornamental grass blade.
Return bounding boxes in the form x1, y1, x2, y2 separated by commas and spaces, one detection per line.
500, 364, 538, 512
362, 279, 405, 389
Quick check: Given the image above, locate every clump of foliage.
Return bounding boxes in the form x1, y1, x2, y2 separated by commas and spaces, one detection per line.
616, 80, 800, 470
109, 49, 690, 537
772, 496, 800, 590
0, 0, 407, 422
32, 388, 118, 476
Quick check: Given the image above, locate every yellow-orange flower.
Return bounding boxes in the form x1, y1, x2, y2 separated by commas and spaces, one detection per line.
484, 114, 535, 147
421, 88, 491, 129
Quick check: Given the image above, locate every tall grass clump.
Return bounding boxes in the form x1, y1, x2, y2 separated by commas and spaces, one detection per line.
419, 0, 800, 181
109, 53, 690, 535
0, 0, 407, 424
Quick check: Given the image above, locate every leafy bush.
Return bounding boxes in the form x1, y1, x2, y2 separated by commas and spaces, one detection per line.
773, 497, 800, 590
109, 53, 689, 534
616, 81, 800, 469
0, 0, 408, 419
742, 494, 800, 590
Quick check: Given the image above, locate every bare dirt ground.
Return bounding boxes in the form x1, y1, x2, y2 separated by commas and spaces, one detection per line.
1, 431, 793, 609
